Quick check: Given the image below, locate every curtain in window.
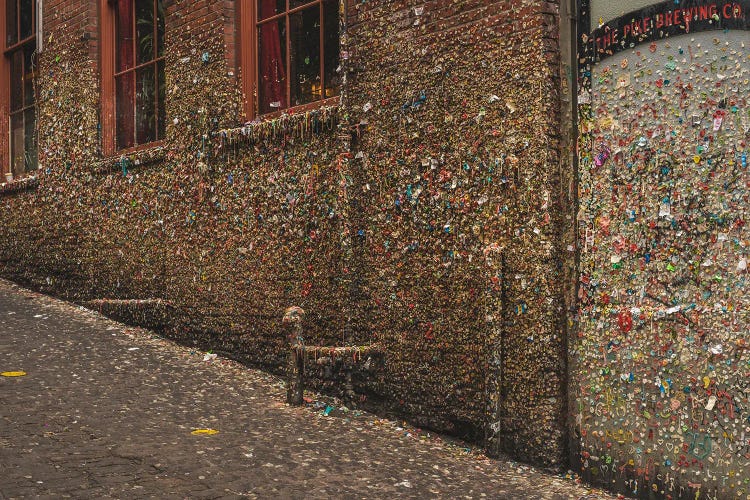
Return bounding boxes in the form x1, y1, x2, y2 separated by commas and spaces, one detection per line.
258, 0, 286, 113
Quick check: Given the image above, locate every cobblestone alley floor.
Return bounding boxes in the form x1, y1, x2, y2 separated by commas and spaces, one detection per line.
0, 278, 620, 499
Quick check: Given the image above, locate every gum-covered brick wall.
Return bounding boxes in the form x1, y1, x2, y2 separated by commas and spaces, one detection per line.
346, 0, 568, 466
575, 19, 750, 500
0, 0, 347, 369
0, 0, 570, 468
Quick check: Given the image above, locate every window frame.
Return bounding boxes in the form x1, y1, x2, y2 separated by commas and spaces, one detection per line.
100, 0, 165, 157
239, 0, 340, 122
1, 0, 38, 181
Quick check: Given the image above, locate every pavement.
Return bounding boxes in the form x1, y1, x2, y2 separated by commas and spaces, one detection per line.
0, 278, 619, 499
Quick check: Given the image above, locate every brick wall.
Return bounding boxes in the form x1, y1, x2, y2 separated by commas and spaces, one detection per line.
344, 0, 567, 465
166, 0, 238, 73
0, 0, 570, 469
45, 0, 98, 59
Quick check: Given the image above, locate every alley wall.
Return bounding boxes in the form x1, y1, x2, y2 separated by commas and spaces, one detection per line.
575, 1, 750, 498
0, 0, 570, 468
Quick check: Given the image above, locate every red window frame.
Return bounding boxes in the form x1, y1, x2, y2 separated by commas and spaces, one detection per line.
100, 0, 165, 156
239, 0, 340, 121
1, 0, 37, 181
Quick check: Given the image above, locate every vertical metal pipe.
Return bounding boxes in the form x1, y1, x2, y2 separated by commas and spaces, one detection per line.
36, 0, 43, 53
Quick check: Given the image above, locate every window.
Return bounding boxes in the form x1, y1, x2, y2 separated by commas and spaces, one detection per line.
101, 0, 165, 154
3, 0, 37, 180
241, 0, 340, 118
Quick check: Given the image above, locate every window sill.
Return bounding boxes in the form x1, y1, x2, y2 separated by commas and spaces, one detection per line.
215, 100, 340, 151
94, 143, 166, 175
255, 97, 341, 122
0, 175, 39, 196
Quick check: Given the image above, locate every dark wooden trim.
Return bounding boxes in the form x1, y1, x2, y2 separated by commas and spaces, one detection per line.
318, 0, 323, 100
3, 34, 36, 54
112, 55, 165, 78
254, 95, 339, 122
100, 0, 116, 156
258, 0, 320, 24
108, 138, 164, 157
1, 0, 9, 178
284, 4, 290, 110
93, 141, 165, 174
239, 0, 255, 120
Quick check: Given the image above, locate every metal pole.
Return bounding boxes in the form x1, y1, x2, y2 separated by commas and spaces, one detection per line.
283, 306, 305, 405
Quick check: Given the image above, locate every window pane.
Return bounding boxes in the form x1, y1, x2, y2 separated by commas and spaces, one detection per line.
323, 0, 339, 99
136, 64, 156, 145
116, 73, 135, 149
23, 43, 35, 107
7, 0, 18, 46
10, 50, 23, 112
116, 0, 135, 72
289, 5, 320, 107
19, 0, 32, 40
10, 113, 24, 177
156, 0, 165, 57
24, 107, 37, 172
135, 0, 154, 65
257, 17, 286, 114
157, 60, 165, 139
257, 0, 285, 21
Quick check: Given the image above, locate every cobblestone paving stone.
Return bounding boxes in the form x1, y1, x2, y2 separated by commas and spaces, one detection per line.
0, 279, 622, 499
